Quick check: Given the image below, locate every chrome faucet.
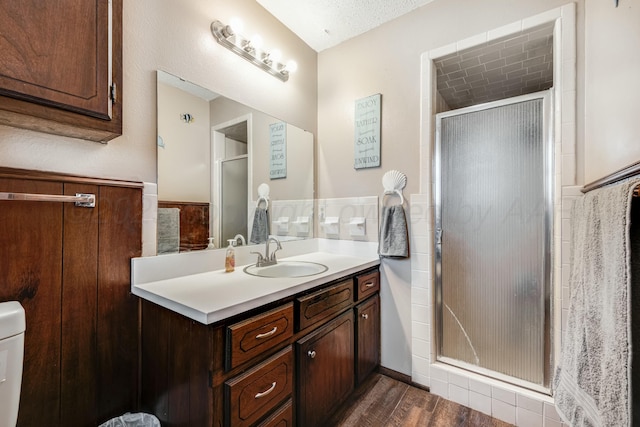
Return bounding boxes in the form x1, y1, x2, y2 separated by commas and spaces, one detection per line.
251, 236, 282, 267
232, 234, 246, 246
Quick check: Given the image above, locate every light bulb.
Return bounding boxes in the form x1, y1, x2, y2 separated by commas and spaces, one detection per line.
228, 17, 244, 34
285, 60, 298, 73
250, 34, 263, 50
269, 49, 282, 63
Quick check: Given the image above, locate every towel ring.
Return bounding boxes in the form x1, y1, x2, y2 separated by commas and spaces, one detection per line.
381, 170, 406, 206
256, 196, 269, 209
382, 189, 404, 206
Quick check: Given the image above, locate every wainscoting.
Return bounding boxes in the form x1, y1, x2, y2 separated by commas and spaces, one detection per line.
0, 167, 142, 426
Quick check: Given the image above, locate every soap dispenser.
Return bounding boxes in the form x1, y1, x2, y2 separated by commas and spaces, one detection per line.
225, 239, 235, 272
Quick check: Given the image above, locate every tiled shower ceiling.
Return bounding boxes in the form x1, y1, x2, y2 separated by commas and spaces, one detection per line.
435, 23, 554, 110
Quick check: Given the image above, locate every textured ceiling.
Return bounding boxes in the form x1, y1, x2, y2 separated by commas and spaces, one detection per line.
434, 23, 554, 110
257, 0, 435, 52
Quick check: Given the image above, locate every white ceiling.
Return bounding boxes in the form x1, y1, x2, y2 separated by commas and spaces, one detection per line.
256, 0, 435, 52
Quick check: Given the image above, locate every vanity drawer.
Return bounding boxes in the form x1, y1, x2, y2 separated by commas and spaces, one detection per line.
297, 279, 353, 331
225, 346, 294, 427
256, 398, 293, 427
356, 270, 380, 301
226, 303, 294, 370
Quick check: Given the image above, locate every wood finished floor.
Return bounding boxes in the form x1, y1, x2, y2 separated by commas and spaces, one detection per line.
328, 373, 514, 427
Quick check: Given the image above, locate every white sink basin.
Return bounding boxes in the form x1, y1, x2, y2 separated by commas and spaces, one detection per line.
243, 260, 328, 278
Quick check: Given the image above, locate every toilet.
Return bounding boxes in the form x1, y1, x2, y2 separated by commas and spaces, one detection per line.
0, 301, 25, 427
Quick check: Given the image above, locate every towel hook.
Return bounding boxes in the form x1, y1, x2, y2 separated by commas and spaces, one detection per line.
381, 170, 407, 206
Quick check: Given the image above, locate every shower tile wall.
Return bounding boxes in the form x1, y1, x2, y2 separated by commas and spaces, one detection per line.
413, 4, 576, 426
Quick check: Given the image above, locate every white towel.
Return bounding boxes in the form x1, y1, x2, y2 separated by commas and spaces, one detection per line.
378, 205, 409, 258
553, 179, 639, 427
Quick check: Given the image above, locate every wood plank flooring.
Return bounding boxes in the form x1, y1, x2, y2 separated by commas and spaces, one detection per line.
329, 373, 514, 427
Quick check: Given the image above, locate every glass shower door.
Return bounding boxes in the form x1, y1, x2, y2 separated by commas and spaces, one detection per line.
434, 93, 552, 390
220, 156, 248, 244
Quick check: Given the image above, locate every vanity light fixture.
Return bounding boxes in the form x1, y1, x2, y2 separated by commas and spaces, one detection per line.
211, 19, 297, 82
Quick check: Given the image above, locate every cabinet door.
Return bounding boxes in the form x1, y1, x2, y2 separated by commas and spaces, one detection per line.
296, 310, 354, 427
0, 0, 122, 141
356, 295, 380, 384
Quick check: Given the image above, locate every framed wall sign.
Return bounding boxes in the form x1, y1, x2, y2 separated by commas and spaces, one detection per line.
354, 93, 381, 169
269, 121, 287, 179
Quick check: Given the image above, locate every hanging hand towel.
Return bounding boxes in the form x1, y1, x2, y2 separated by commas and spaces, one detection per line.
157, 208, 180, 254
553, 179, 640, 427
378, 204, 409, 258
250, 206, 270, 244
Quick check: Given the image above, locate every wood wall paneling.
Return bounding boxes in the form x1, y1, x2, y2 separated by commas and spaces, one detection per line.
158, 201, 210, 251
61, 183, 100, 426
0, 178, 63, 426
0, 171, 142, 426
96, 186, 142, 422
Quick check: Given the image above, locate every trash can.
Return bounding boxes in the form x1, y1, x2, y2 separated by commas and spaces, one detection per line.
99, 412, 161, 427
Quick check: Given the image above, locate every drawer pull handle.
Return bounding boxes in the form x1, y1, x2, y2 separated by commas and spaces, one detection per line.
255, 326, 278, 339
361, 313, 369, 319
308, 350, 316, 359
364, 281, 375, 288
254, 382, 277, 399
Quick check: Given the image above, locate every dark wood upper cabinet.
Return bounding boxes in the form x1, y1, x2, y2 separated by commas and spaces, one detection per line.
0, 0, 122, 142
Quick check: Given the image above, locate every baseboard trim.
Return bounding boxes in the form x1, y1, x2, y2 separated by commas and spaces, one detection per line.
378, 366, 430, 392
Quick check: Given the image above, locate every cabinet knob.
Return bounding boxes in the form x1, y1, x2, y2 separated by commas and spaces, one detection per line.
361, 313, 369, 319
308, 350, 316, 359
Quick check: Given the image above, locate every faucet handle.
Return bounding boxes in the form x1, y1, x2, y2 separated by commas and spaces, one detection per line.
250, 251, 265, 266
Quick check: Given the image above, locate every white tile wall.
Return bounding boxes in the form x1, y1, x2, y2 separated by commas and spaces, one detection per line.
267, 199, 315, 239
413, 4, 577, 426
316, 196, 379, 242
142, 182, 158, 257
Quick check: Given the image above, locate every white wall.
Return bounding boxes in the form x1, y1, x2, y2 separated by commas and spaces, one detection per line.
317, 0, 585, 377
157, 82, 211, 202
584, 0, 640, 183
0, 0, 317, 184
317, 0, 584, 200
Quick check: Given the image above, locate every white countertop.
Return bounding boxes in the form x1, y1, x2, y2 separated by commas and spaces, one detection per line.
132, 241, 380, 325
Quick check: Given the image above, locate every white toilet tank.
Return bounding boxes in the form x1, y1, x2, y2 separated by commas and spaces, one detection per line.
0, 301, 25, 427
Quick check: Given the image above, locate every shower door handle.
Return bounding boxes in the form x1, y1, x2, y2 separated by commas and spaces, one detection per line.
436, 228, 443, 245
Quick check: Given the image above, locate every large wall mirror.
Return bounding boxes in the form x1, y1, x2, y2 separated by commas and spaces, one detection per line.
156, 70, 314, 254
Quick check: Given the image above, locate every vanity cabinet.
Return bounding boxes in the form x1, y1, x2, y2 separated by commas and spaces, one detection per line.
356, 295, 381, 384
140, 267, 380, 427
224, 347, 294, 427
296, 310, 355, 427
0, 0, 122, 142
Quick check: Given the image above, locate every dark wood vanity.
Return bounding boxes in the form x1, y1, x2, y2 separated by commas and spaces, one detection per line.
140, 266, 380, 427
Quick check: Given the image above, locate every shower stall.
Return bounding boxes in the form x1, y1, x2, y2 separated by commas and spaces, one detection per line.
434, 92, 552, 392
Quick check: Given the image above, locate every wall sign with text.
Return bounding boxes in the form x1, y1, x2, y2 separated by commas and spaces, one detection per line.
354, 93, 381, 169
269, 122, 287, 179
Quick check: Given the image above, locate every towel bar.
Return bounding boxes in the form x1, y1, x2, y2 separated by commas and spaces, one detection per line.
0, 192, 95, 208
